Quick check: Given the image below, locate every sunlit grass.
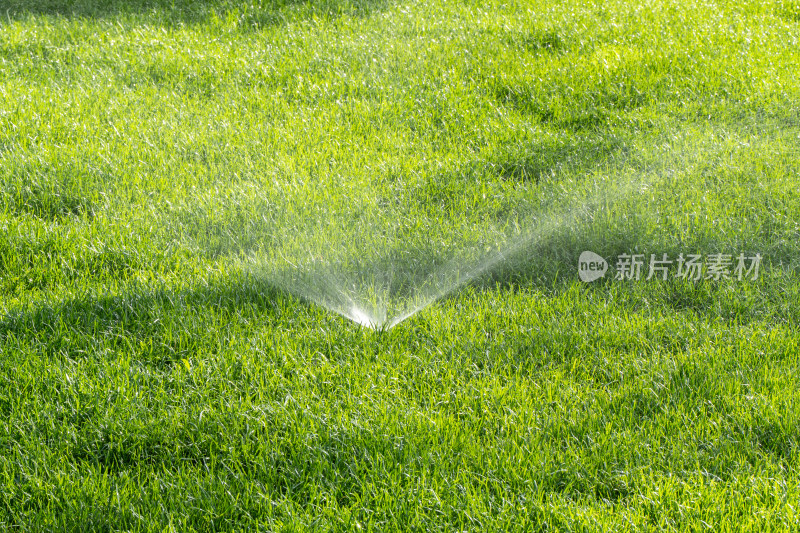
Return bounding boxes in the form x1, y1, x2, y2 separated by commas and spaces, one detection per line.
0, 0, 799, 530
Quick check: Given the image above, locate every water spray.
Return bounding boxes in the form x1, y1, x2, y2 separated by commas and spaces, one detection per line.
238, 160, 650, 330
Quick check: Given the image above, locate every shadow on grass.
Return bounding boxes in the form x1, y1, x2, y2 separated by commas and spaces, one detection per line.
0, 273, 292, 366
4, 0, 392, 28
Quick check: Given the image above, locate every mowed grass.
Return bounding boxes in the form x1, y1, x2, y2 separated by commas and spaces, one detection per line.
1, 0, 800, 530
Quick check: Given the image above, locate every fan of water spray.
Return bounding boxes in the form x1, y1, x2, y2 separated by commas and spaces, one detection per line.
225, 136, 644, 330
165, 100, 738, 333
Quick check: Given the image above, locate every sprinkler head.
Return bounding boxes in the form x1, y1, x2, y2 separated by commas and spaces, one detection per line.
347, 305, 388, 330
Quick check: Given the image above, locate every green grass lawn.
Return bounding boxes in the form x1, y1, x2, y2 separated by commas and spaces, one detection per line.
1, 0, 799, 530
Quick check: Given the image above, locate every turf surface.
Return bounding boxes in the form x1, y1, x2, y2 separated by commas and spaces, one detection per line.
1, 0, 799, 530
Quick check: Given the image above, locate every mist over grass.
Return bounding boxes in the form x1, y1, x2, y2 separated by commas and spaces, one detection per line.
0, 0, 799, 530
